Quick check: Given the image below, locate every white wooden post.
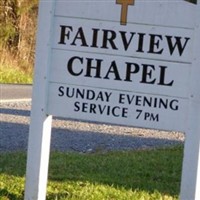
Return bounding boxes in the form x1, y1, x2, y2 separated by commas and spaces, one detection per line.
24, 0, 55, 199
180, 1, 200, 199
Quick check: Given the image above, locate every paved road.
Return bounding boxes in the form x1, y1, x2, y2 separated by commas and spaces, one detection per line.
0, 84, 32, 101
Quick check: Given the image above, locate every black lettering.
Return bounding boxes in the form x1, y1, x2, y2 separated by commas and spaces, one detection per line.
166, 36, 190, 56
90, 103, 97, 113
170, 99, 179, 111
119, 93, 125, 104
135, 96, 142, 106
120, 31, 135, 51
58, 86, 64, 96
112, 106, 120, 117
58, 25, 73, 44
99, 105, 107, 114
65, 87, 74, 98
104, 61, 122, 80
91, 28, 100, 48
124, 62, 140, 82
158, 66, 174, 86
74, 101, 80, 112
122, 107, 128, 118
127, 95, 135, 104
140, 64, 156, 84
71, 27, 88, 47
86, 90, 95, 100
148, 34, 163, 54
75, 88, 84, 99
136, 33, 146, 53
82, 102, 88, 112
85, 58, 103, 78
101, 30, 118, 50
67, 56, 83, 76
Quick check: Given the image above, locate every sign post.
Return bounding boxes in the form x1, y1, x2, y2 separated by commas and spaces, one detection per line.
24, 0, 200, 199
24, 1, 54, 199
180, 5, 200, 199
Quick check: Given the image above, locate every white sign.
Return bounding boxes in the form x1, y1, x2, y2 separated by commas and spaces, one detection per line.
45, 1, 194, 132
25, 0, 200, 200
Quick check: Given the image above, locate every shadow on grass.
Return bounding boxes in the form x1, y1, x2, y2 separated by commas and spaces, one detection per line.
48, 146, 183, 197
0, 189, 23, 200
0, 107, 184, 197
0, 146, 183, 198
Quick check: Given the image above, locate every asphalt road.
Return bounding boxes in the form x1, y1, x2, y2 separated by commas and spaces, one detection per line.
0, 84, 32, 101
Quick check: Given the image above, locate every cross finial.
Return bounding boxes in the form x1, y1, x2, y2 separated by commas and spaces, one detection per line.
116, 0, 135, 25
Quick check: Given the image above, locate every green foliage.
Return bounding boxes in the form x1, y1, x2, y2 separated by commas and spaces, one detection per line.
0, 0, 38, 78
0, 63, 33, 83
0, 0, 38, 51
0, 146, 183, 199
0, 0, 18, 49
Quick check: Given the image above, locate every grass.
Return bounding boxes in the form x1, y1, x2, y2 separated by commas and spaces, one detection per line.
0, 63, 33, 84
0, 145, 183, 200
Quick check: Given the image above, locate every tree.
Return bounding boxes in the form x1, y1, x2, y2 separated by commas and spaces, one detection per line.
0, 0, 38, 68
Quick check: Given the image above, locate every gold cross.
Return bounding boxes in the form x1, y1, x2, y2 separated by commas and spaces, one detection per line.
116, 0, 135, 25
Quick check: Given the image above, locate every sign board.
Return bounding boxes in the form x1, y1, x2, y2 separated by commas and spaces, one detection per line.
46, 1, 195, 132
25, 0, 200, 200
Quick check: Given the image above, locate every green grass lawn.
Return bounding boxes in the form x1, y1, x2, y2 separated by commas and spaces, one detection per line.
0, 146, 183, 200
0, 64, 33, 84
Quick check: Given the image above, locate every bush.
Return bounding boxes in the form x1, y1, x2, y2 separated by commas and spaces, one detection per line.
0, 0, 38, 71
